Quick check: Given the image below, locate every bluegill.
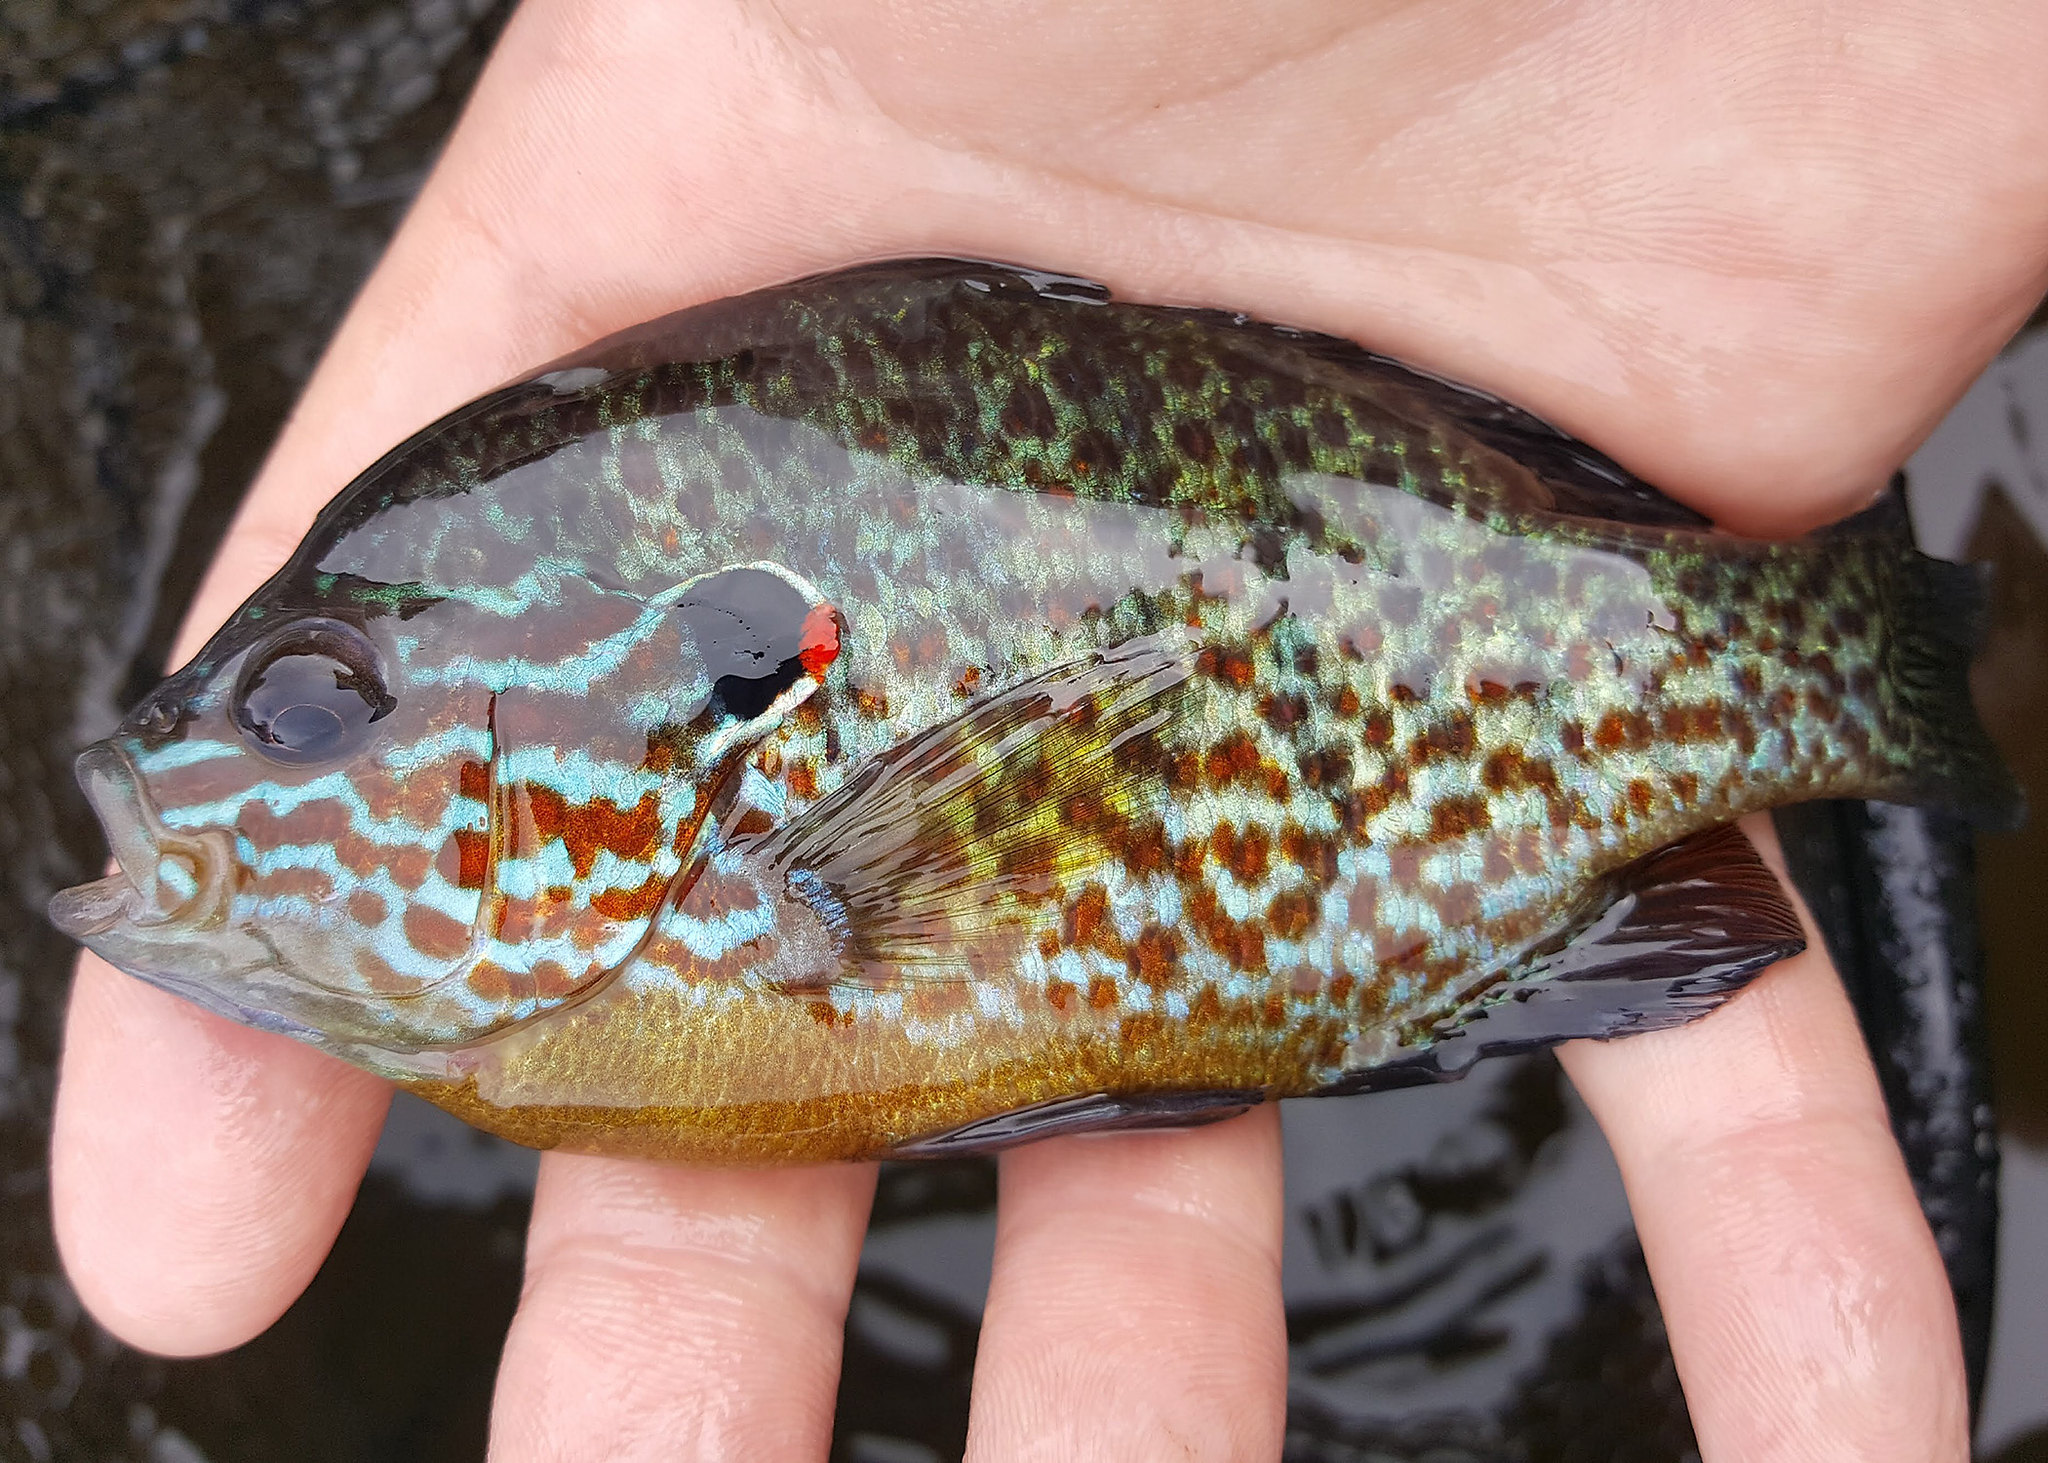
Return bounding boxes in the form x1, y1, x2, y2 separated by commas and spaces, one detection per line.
49, 260, 2019, 1162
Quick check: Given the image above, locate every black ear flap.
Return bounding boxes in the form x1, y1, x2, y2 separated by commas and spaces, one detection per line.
670, 565, 835, 722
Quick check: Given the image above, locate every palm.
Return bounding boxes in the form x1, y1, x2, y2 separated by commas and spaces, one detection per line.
775, 0, 2048, 524
53, 3, 2047, 1459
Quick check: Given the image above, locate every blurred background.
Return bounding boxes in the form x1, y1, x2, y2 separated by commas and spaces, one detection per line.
1, 3, 2042, 1459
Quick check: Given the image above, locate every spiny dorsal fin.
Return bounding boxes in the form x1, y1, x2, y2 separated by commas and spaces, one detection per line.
1322, 824, 1807, 1095
744, 636, 1191, 988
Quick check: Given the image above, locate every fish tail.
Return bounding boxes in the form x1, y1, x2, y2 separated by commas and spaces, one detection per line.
1831, 482, 2023, 830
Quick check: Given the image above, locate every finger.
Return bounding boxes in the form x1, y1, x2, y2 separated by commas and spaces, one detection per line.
1559, 814, 1970, 1463
51, 956, 390, 1355
489, 1154, 875, 1462
965, 1107, 1287, 1463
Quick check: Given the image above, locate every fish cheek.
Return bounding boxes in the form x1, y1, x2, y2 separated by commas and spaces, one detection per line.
480, 683, 698, 1002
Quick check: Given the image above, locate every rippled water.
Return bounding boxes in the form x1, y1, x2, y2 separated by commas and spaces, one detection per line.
2, 7, 2042, 1460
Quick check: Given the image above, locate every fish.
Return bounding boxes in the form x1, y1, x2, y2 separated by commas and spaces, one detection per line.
48, 258, 2021, 1163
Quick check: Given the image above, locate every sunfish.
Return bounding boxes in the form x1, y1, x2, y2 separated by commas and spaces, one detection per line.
50, 260, 2021, 1162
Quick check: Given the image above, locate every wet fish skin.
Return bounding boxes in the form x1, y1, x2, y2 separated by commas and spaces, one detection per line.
49, 260, 2017, 1162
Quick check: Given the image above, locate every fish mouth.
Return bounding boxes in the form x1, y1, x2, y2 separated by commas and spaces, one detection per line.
47, 743, 385, 1060
49, 741, 235, 942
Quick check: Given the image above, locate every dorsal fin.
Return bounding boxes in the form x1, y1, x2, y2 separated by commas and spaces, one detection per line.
1231, 320, 1714, 531
742, 636, 1191, 988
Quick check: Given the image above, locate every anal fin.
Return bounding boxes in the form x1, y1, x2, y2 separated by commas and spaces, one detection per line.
887, 1088, 1266, 1159
1322, 824, 1806, 1097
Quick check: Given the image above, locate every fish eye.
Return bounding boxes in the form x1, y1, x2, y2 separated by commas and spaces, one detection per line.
231, 620, 395, 766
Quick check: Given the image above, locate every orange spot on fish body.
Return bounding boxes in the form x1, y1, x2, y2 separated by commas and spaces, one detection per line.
533, 960, 580, 998
1436, 882, 1481, 926
1118, 819, 1168, 877
520, 783, 663, 879
1120, 1012, 1163, 1051
385, 843, 432, 888
264, 867, 335, 903
1375, 928, 1428, 968
492, 895, 537, 944
403, 903, 471, 962
238, 797, 351, 851
446, 828, 490, 890
1129, 925, 1181, 989
591, 870, 670, 921
464, 958, 516, 1004
1428, 795, 1491, 841
1266, 888, 1316, 941
1065, 883, 1121, 956
1230, 825, 1272, 884
355, 949, 414, 996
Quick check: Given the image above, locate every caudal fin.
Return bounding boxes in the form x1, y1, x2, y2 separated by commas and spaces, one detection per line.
1832, 485, 2024, 830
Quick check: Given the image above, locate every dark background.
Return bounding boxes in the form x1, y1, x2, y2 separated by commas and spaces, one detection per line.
2, 4, 2042, 1460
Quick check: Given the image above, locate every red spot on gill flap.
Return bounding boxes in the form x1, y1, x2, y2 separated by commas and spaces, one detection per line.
799, 602, 844, 677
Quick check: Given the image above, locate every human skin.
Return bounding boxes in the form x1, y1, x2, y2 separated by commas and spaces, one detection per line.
48, 2, 2048, 1459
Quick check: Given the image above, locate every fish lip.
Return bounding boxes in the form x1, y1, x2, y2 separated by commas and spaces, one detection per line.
48, 741, 227, 940
46, 871, 136, 940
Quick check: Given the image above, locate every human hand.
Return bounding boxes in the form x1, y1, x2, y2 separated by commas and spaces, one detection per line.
53, 3, 2048, 1458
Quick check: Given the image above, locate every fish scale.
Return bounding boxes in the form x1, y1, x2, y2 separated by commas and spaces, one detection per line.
50, 259, 2018, 1163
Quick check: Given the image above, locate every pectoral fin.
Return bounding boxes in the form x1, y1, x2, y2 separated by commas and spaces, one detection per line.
744, 636, 1191, 989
